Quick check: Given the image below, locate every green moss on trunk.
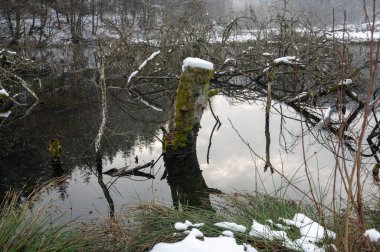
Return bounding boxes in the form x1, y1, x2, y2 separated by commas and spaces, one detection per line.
170, 67, 213, 151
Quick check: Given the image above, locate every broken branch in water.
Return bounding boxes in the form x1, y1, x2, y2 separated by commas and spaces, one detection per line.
103, 160, 155, 178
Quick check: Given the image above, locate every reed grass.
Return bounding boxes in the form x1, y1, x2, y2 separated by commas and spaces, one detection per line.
123, 193, 320, 252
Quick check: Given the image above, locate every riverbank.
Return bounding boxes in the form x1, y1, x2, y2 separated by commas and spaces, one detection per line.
2, 190, 380, 252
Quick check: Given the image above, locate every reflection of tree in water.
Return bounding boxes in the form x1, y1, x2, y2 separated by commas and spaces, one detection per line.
163, 151, 213, 209
0, 53, 174, 199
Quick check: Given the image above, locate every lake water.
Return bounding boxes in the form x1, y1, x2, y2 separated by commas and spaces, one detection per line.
1, 45, 379, 220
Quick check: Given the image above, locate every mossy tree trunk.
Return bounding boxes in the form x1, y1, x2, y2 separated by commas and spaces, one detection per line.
163, 66, 213, 157
162, 63, 214, 208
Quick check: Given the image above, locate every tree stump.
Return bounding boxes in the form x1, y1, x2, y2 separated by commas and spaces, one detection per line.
162, 57, 215, 209
163, 57, 214, 158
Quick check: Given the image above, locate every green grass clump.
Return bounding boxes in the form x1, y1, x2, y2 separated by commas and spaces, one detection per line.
0, 192, 89, 252
0, 190, 124, 252
124, 193, 311, 252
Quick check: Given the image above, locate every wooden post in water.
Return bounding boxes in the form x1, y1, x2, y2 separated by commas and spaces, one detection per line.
163, 57, 214, 157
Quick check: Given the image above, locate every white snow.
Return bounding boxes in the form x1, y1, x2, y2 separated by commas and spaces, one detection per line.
364, 229, 380, 242
151, 213, 335, 252
127, 70, 138, 84
0, 49, 16, 55
138, 51, 161, 70
0, 88, 10, 97
174, 220, 204, 231
249, 220, 288, 241
275, 223, 290, 230
244, 244, 258, 252
322, 106, 332, 123
127, 50, 161, 86
214, 222, 247, 233
280, 213, 336, 246
182, 57, 214, 71
0, 110, 11, 118
246, 214, 335, 251
289, 92, 308, 102
150, 228, 252, 252
222, 230, 234, 237
274, 56, 298, 65
224, 58, 235, 64
175, 222, 190, 231
339, 79, 353, 85
263, 52, 273, 56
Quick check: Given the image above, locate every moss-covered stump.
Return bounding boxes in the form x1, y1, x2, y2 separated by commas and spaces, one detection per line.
164, 58, 214, 157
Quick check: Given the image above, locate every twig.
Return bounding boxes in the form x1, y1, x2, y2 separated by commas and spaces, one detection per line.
207, 99, 221, 164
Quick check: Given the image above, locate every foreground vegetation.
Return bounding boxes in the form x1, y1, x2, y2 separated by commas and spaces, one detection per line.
2, 189, 380, 252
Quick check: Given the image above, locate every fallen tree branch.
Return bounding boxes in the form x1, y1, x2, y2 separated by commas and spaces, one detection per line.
103, 160, 154, 177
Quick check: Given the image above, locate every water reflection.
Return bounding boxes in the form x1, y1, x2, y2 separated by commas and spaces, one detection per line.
164, 151, 215, 210
1, 44, 380, 221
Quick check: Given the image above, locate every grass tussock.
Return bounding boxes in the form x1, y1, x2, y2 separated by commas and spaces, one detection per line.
124, 193, 319, 252
0, 191, 87, 252
0, 189, 127, 252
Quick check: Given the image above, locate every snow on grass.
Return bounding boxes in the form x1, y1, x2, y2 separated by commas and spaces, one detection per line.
249, 220, 288, 241
182, 57, 214, 71
0, 88, 10, 97
364, 229, 380, 242
279, 213, 336, 251
214, 222, 246, 233
150, 228, 255, 252
222, 230, 234, 237
174, 220, 204, 231
151, 213, 334, 252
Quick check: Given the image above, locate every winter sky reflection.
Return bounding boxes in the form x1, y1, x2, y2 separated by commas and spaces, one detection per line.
37, 94, 379, 221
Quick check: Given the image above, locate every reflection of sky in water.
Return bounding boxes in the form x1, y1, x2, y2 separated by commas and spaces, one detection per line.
40, 95, 380, 220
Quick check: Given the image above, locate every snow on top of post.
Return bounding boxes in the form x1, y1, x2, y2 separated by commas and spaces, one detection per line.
0, 88, 10, 97
182, 57, 214, 71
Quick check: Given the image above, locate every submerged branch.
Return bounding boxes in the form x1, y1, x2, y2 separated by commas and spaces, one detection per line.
103, 161, 154, 177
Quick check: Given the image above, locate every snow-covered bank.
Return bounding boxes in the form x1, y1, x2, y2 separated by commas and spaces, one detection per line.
150, 213, 338, 252
1, 8, 379, 47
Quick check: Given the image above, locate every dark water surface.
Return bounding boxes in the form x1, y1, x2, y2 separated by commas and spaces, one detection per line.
1, 45, 379, 220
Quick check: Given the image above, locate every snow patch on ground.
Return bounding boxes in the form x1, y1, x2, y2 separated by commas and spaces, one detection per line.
151, 213, 335, 252
214, 222, 247, 233
174, 220, 204, 231
151, 228, 250, 252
